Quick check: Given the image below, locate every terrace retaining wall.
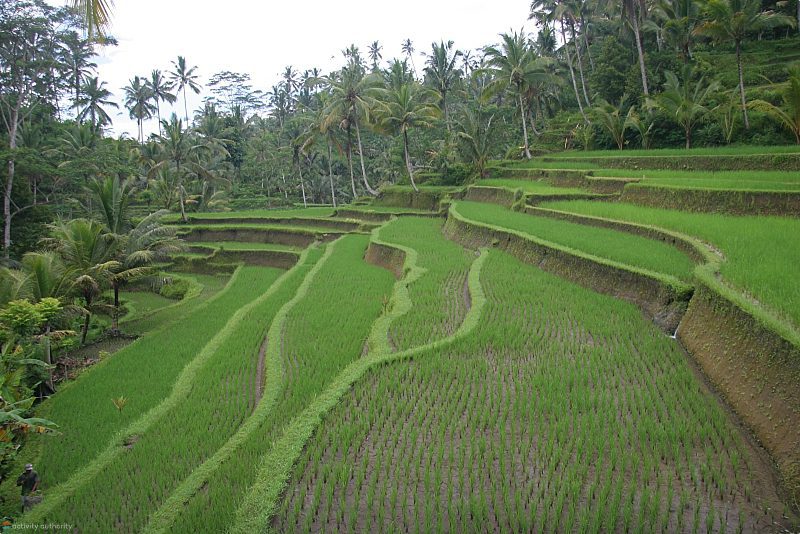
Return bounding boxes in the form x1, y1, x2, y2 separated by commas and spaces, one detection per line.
464, 186, 519, 208
620, 185, 800, 217
364, 242, 406, 279
373, 189, 445, 211
187, 217, 362, 232
678, 281, 800, 505
181, 227, 337, 248
443, 209, 691, 333
541, 153, 800, 171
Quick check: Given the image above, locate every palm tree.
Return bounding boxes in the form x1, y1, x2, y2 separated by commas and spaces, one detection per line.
71, 0, 114, 38
368, 41, 383, 72
423, 40, 462, 130
77, 76, 118, 131
152, 114, 203, 221
122, 76, 155, 143
455, 108, 496, 178
748, 64, 800, 144
622, 0, 651, 96
695, 0, 795, 129
110, 210, 185, 331
147, 69, 177, 135
63, 34, 97, 117
169, 56, 202, 124
375, 83, 440, 191
401, 38, 417, 78
87, 175, 137, 235
591, 99, 636, 149
318, 64, 381, 196
653, 0, 701, 62
482, 31, 554, 159
43, 219, 119, 344
649, 66, 719, 148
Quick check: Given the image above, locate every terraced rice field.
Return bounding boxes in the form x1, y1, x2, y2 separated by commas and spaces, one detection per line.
541, 200, 800, 328
273, 250, 788, 533
14, 150, 799, 532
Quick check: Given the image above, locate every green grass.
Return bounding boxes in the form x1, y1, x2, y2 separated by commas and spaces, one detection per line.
529, 145, 800, 158
118, 290, 175, 320
273, 249, 784, 533
167, 234, 395, 533
30, 267, 278, 487
454, 201, 694, 282
161, 207, 336, 222
339, 205, 437, 214
39, 261, 322, 531
474, 179, 588, 195
592, 169, 800, 192
121, 273, 228, 335
173, 223, 339, 233
378, 217, 473, 350
190, 241, 300, 252
540, 200, 800, 328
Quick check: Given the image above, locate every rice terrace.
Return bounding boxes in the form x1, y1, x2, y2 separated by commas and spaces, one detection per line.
1, 0, 800, 532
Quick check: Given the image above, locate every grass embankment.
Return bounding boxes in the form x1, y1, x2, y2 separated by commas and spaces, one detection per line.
27, 267, 274, 488
535, 146, 800, 158
541, 200, 800, 328
166, 234, 395, 533
378, 217, 473, 350
474, 179, 588, 195
161, 207, 336, 222
454, 201, 694, 282
190, 241, 300, 252
121, 273, 228, 335
38, 258, 324, 530
593, 170, 800, 192
273, 250, 792, 533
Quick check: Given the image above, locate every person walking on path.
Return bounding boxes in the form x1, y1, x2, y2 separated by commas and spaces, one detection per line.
15, 464, 39, 513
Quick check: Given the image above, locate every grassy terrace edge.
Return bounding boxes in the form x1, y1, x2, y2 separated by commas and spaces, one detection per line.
22, 252, 315, 523
228, 245, 488, 534
444, 203, 692, 333
527, 204, 800, 503
141, 243, 331, 533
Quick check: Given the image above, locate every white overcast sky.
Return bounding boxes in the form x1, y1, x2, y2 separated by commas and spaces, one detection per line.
50, 1, 532, 138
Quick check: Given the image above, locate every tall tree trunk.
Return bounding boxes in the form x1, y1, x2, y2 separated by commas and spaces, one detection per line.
518, 92, 532, 160
570, 20, 591, 107
632, 12, 650, 96
560, 20, 587, 120
43, 323, 54, 392
281, 173, 288, 199
297, 157, 307, 208
736, 40, 750, 129
354, 120, 377, 195
402, 130, 418, 192
327, 141, 337, 208
177, 161, 187, 222
346, 127, 357, 198
112, 284, 120, 332
442, 90, 450, 132
156, 100, 162, 136
183, 87, 189, 123
580, 13, 594, 71
685, 125, 691, 149
81, 300, 91, 345
4, 113, 18, 260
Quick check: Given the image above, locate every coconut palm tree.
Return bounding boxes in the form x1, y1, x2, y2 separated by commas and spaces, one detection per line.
152, 114, 204, 221
649, 66, 719, 148
109, 210, 185, 331
71, 0, 113, 38
147, 69, 177, 135
62, 34, 97, 117
482, 31, 555, 159
368, 41, 383, 72
318, 64, 382, 196
423, 40, 462, 130
401, 38, 417, 78
77, 76, 117, 131
622, 0, 651, 96
122, 76, 155, 143
375, 83, 440, 191
455, 108, 496, 178
748, 64, 800, 144
87, 175, 137, 235
169, 56, 202, 124
695, 0, 795, 129
43, 219, 119, 344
